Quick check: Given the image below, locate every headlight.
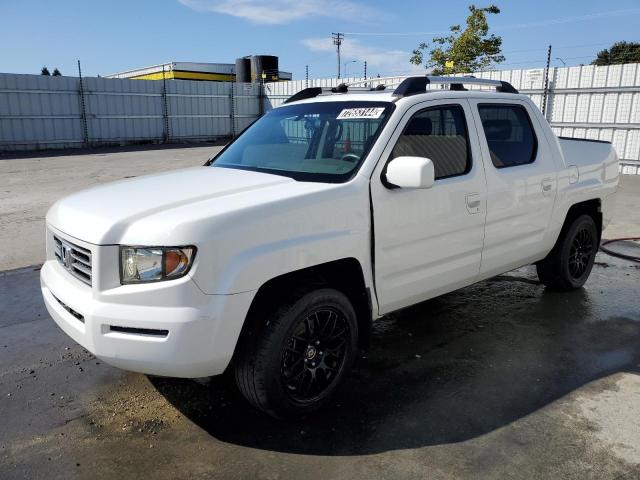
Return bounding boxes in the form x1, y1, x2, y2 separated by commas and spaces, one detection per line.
120, 246, 196, 284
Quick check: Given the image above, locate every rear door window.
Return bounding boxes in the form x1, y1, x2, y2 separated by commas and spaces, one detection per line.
478, 104, 537, 168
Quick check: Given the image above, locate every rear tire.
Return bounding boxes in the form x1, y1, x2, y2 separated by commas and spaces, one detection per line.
536, 214, 598, 291
234, 288, 358, 418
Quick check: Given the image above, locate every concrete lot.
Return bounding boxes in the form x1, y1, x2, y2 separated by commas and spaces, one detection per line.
1, 146, 639, 479
1, 145, 638, 271
0, 144, 224, 271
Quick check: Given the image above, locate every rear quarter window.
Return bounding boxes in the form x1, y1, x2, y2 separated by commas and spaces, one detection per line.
478, 104, 537, 168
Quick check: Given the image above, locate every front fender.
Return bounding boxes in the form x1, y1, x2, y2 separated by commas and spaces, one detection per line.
202, 229, 371, 295
188, 176, 373, 295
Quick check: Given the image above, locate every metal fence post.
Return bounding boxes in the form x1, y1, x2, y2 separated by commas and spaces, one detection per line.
542, 45, 552, 119
161, 66, 170, 143
258, 78, 265, 117
77, 60, 89, 147
230, 81, 236, 138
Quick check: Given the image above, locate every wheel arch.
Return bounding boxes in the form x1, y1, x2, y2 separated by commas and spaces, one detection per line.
230, 258, 373, 365
537, 197, 602, 291
562, 198, 603, 243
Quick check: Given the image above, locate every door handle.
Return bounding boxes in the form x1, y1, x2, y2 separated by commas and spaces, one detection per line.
541, 178, 553, 194
465, 193, 481, 214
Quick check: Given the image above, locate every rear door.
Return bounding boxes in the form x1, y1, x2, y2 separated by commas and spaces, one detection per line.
468, 99, 558, 278
370, 99, 487, 314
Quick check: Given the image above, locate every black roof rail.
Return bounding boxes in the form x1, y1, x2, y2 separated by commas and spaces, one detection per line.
283, 82, 387, 104
393, 77, 430, 97
496, 81, 519, 94
283, 87, 324, 104
392, 75, 519, 97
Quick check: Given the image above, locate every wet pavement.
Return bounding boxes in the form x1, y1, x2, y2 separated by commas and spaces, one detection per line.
1, 152, 639, 479
1, 253, 639, 479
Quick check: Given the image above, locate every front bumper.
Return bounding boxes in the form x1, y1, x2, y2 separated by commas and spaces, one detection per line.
40, 258, 254, 378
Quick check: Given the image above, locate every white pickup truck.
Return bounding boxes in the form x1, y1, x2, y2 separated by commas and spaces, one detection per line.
41, 76, 619, 418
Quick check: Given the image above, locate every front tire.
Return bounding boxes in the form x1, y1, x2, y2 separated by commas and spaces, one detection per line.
234, 288, 358, 418
536, 214, 598, 291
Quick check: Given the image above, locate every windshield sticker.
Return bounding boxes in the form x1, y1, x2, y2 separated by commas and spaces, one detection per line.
337, 107, 385, 120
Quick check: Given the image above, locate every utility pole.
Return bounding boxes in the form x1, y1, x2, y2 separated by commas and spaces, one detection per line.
77, 60, 89, 147
332, 32, 344, 79
259, 72, 265, 117
161, 65, 170, 143
542, 44, 552, 118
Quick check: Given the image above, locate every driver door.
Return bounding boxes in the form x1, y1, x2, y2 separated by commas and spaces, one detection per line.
371, 99, 487, 314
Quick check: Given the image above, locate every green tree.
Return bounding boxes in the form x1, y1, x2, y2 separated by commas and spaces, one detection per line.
592, 41, 640, 66
40, 66, 51, 76
410, 5, 504, 75
52, 68, 62, 76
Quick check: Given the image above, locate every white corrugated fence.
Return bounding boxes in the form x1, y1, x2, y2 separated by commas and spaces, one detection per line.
1, 64, 639, 173
264, 64, 640, 172
0, 73, 260, 151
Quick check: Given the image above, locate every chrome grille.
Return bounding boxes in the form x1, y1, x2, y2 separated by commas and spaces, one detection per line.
53, 235, 92, 286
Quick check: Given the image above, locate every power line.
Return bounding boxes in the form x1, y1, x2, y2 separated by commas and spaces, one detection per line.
344, 8, 640, 37
345, 31, 442, 36
304, 40, 639, 79
550, 41, 637, 51
557, 53, 640, 61
502, 42, 623, 55
494, 8, 640, 31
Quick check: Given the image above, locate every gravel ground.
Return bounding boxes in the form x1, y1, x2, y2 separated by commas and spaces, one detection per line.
0, 146, 639, 479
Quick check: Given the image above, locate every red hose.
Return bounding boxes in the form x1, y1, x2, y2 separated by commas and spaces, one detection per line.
600, 237, 640, 263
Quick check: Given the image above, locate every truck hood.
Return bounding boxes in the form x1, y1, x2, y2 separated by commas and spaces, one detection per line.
46, 166, 297, 245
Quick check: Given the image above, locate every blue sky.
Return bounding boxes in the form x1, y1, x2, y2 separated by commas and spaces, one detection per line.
1, 0, 640, 79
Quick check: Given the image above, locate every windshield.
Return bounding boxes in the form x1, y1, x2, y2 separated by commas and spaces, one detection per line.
210, 101, 394, 182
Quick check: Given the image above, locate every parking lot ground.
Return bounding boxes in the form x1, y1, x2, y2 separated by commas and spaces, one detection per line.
2, 255, 639, 479
1, 144, 638, 272
0, 143, 224, 271
0, 148, 639, 479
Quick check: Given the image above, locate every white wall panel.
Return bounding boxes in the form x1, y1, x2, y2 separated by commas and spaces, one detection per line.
265, 63, 640, 163
0, 73, 262, 150
2, 64, 640, 165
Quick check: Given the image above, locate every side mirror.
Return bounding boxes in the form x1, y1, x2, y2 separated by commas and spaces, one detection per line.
384, 156, 435, 189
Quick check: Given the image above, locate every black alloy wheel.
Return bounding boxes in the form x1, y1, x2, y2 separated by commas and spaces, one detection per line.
234, 288, 358, 418
281, 308, 350, 403
568, 227, 595, 279
537, 214, 599, 290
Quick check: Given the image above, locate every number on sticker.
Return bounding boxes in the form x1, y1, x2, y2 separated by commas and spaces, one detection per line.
337, 107, 385, 120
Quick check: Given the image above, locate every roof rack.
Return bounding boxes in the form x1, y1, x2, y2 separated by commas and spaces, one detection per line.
393, 76, 519, 97
282, 82, 386, 104
282, 75, 518, 104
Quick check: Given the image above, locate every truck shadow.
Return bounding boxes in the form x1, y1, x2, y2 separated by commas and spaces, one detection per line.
150, 266, 640, 455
